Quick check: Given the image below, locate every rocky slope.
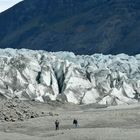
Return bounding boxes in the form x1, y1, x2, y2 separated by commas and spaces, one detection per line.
0, 0, 140, 55
0, 98, 40, 122
0, 48, 139, 105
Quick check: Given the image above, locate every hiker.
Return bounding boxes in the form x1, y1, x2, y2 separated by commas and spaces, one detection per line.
55, 120, 59, 130
73, 119, 78, 128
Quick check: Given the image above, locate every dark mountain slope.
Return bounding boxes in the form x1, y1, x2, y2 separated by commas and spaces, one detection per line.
0, 0, 140, 55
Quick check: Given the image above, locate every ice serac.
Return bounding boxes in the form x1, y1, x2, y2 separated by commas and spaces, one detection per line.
0, 49, 139, 106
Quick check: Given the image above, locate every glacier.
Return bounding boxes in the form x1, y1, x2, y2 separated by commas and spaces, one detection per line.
0, 48, 139, 106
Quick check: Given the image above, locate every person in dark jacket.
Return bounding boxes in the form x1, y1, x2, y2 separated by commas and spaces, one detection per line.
55, 120, 59, 130
73, 119, 78, 128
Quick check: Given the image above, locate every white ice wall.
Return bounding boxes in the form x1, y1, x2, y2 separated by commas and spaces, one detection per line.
0, 48, 139, 105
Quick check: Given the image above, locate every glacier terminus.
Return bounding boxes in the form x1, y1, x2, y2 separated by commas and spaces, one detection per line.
0, 48, 139, 106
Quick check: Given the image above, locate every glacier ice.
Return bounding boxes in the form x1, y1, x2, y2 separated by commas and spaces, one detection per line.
0, 48, 139, 106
